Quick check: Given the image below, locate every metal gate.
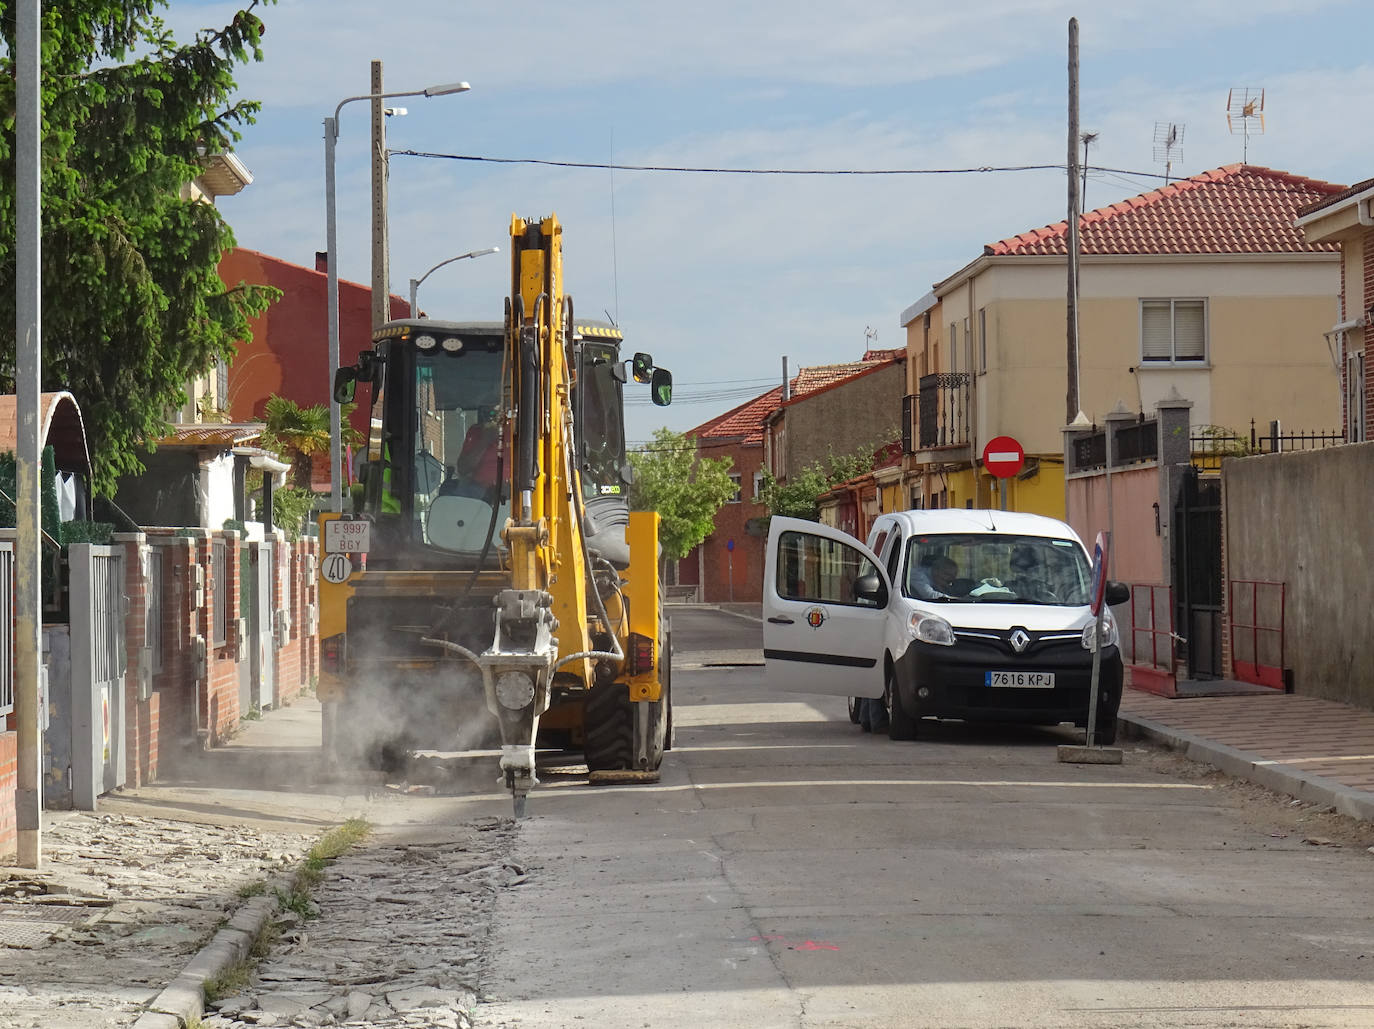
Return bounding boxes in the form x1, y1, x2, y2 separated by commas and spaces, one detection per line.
1174, 467, 1223, 680
70, 544, 126, 809
249, 542, 276, 711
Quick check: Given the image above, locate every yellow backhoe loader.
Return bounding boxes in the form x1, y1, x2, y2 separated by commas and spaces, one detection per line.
317, 214, 673, 815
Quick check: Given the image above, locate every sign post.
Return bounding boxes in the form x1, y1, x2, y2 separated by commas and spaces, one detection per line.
726, 538, 735, 603
981, 436, 1025, 511
1058, 531, 1123, 764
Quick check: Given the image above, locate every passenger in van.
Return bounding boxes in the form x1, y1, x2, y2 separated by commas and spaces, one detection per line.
910, 553, 960, 600
1007, 545, 1056, 602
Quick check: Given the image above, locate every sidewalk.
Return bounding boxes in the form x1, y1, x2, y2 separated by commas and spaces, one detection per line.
1119, 684, 1374, 822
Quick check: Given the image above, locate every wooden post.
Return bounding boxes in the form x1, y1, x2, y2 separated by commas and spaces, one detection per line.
1066, 18, 1081, 424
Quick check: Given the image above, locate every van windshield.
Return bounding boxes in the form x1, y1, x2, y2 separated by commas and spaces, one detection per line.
903, 534, 1092, 605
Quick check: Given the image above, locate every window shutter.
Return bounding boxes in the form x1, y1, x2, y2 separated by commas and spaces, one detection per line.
1173, 301, 1206, 360
1141, 301, 1172, 360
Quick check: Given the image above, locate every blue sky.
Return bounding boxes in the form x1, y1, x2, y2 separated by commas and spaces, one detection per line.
172, 0, 1371, 442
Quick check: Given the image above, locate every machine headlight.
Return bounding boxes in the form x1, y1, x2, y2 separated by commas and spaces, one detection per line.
1081, 612, 1119, 651
415, 333, 438, 350
910, 612, 955, 647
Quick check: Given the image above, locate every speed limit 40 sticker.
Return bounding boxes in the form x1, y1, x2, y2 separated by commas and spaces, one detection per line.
321, 552, 353, 584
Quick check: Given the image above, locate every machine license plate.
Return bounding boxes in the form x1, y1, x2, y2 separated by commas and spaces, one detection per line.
986, 671, 1055, 688
325, 518, 370, 554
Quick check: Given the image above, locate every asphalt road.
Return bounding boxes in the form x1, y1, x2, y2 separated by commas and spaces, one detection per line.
478, 605, 1374, 1029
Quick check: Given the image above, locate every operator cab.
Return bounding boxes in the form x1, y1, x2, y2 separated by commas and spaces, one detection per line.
332, 317, 672, 569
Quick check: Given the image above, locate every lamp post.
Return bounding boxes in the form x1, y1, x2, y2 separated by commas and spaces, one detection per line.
409, 247, 500, 318
324, 80, 470, 513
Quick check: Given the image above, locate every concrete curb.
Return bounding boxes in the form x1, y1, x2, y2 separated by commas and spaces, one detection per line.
132, 888, 284, 1029
1119, 712, 1374, 823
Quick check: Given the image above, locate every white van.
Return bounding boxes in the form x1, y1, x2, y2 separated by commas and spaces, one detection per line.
762, 510, 1128, 743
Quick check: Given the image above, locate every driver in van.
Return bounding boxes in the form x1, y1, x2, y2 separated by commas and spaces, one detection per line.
910, 553, 959, 600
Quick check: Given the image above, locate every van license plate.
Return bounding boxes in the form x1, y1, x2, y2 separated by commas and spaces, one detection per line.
986, 671, 1055, 688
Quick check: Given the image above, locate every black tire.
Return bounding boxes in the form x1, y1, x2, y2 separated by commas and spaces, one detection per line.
885, 664, 920, 741
584, 683, 633, 770
847, 696, 862, 724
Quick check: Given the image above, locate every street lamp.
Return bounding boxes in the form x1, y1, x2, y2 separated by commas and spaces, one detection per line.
324, 80, 470, 513
409, 247, 500, 318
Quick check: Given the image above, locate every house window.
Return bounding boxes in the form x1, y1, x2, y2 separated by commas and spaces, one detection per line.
727, 473, 742, 504
1348, 349, 1366, 443
949, 323, 959, 371
752, 470, 764, 499
215, 359, 229, 413
1141, 299, 1207, 363
978, 308, 987, 373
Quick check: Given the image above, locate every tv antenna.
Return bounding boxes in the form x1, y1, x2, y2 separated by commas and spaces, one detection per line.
1153, 122, 1184, 186
1226, 88, 1265, 162
865, 326, 878, 346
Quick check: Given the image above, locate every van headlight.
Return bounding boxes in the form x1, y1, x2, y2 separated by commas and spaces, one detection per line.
910, 612, 955, 647
1081, 612, 1119, 651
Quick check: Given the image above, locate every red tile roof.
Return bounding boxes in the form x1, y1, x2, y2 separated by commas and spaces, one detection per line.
986, 164, 1345, 258
689, 357, 900, 446
152, 423, 265, 448
1297, 174, 1374, 219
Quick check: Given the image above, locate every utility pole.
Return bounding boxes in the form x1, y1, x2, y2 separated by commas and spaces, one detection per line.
1066, 17, 1082, 424
370, 60, 390, 329
15, 0, 43, 867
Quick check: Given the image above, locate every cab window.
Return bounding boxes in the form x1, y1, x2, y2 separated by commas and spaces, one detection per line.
776, 531, 883, 608
885, 531, 903, 583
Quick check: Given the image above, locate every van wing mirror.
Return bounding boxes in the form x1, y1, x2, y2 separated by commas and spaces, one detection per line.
853, 572, 886, 607
332, 367, 357, 404
650, 367, 673, 407
1104, 581, 1130, 608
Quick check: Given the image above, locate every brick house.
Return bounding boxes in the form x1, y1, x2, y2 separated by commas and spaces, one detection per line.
217, 249, 412, 491
679, 351, 904, 604
1295, 175, 1374, 444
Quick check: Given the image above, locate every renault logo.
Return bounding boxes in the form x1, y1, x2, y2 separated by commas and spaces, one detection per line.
1008, 629, 1031, 654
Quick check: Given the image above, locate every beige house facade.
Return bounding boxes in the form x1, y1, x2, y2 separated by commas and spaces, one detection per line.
901, 164, 1347, 520
1295, 175, 1374, 445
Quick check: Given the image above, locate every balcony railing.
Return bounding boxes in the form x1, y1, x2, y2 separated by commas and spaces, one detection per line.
915, 372, 972, 450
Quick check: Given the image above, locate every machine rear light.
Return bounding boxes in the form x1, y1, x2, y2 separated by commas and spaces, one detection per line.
626, 632, 654, 676
321, 634, 346, 675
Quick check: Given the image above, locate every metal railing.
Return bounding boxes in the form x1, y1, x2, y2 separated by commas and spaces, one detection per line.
1127, 583, 1176, 675
1072, 417, 1158, 472
1191, 420, 1345, 472
916, 372, 972, 450
1229, 579, 1286, 689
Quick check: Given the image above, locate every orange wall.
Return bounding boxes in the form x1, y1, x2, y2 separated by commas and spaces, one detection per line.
218, 248, 413, 447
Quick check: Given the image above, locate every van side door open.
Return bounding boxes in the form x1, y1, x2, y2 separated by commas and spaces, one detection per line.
762, 517, 889, 699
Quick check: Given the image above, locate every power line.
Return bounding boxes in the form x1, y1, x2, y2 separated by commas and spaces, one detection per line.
390, 150, 1345, 197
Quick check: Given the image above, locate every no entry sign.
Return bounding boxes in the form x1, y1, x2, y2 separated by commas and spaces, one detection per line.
982, 435, 1025, 478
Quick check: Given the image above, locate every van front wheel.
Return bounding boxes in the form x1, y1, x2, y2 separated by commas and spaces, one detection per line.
886, 666, 919, 741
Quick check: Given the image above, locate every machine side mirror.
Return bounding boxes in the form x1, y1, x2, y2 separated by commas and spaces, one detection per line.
333, 367, 357, 404
631, 352, 654, 384
650, 367, 673, 407
853, 572, 887, 607
1104, 581, 1131, 608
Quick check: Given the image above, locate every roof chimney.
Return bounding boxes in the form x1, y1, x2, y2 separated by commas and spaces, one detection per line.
315, 251, 328, 273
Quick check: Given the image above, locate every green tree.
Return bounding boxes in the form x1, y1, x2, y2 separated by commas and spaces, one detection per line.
261, 395, 335, 490
627, 427, 737, 563
0, 0, 280, 494
755, 444, 879, 523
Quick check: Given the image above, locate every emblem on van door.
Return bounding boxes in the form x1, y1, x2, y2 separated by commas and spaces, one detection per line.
1008, 629, 1031, 654
805, 606, 828, 629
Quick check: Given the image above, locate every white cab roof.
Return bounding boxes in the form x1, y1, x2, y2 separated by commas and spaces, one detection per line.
872, 509, 1086, 546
